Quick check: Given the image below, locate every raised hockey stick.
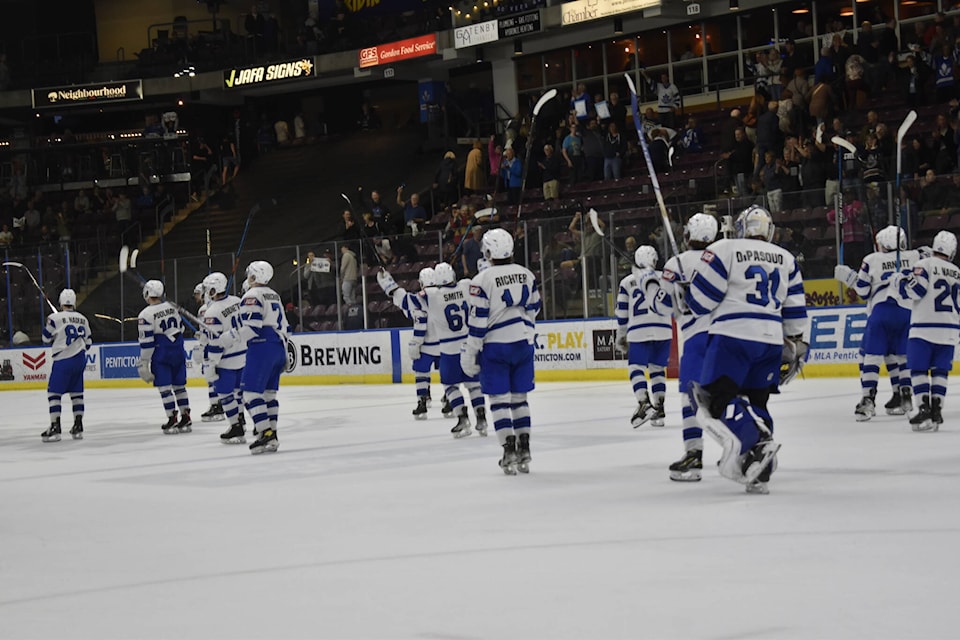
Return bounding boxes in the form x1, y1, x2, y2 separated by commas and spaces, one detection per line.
342, 192, 388, 268
2, 261, 57, 313
830, 136, 855, 268
625, 73, 684, 279
226, 198, 276, 292
587, 208, 634, 264
119, 245, 200, 330
895, 110, 917, 269
514, 88, 557, 229
450, 207, 498, 267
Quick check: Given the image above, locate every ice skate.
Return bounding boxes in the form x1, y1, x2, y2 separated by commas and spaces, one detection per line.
70, 416, 83, 440
201, 402, 225, 422
650, 400, 666, 427
441, 395, 453, 418
884, 392, 905, 416
517, 433, 531, 473
161, 413, 180, 434
910, 397, 934, 432
450, 409, 473, 438
669, 449, 703, 482
249, 428, 279, 454
474, 407, 488, 436
745, 481, 769, 494
220, 422, 246, 444
176, 409, 193, 433
412, 396, 428, 420
630, 398, 657, 428
741, 437, 780, 485
854, 392, 876, 422
900, 387, 913, 415
931, 397, 943, 431
41, 418, 61, 443
499, 435, 518, 475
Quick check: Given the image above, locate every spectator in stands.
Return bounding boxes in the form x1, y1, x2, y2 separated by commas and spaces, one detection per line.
488, 135, 503, 190
274, 118, 291, 145
933, 44, 956, 104
582, 120, 605, 182
56, 211, 71, 247
920, 169, 950, 214
858, 110, 880, 145
858, 132, 886, 185
245, 4, 265, 55
539, 144, 561, 201
902, 135, 931, 179
722, 126, 754, 196
464, 141, 484, 196
39, 225, 56, 244
827, 189, 868, 268
865, 184, 889, 232
339, 209, 361, 242
571, 83, 591, 124
444, 205, 470, 246
113, 192, 133, 232
607, 92, 627, 133
561, 123, 584, 186
721, 109, 742, 151
361, 210, 381, 238
358, 103, 381, 131
220, 136, 239, 185
678, 116, 704, 154
396, 186, 428, 236
759, 150, 785, 214
90, 186, 106, 213
434, 150, 458, 208
340, 244, 359, 306
191, 137, 213, 200
809, 75, 835, 125
461, 226, 483, 277
501, 146, 523, 205
875, 122, 894, 165
74, 190, 90, 214
755, 101, 782, 175
649, 128, 671, 173
23, 202, 40, 238
902, 54, 923, 108
815, 46, 834, 86
294, 113, 307, 143
257, 117, 275, 154
360, 188, 396, 234
602, 122, 625, 180
798, 132, 828, 208
0, 224, 12, 248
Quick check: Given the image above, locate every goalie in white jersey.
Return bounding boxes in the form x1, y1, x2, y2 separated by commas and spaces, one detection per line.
200, 272, 248, 444
462, 228, 541, 474
138, 279, 193, 434
835, 226, 919, 420
40, 289, 92, 442
193, 282, 224, 422
217, 260, 291, 454
377, 266, 447, 419
649, 213, 719, 481
686, 205, 808, 494
893, 230, 960, 432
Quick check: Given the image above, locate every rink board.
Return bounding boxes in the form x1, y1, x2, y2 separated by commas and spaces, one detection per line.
0, 309, 873, 389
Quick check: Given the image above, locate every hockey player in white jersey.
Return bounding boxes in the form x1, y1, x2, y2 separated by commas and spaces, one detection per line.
40, 289, 92, 442
193, 282, 224, 422
200, 272, 249, 444
893, 230, 960, 431
462, 228, 541, 474
649, 213, 719, 481
138, 280, 192, 434
615, 245, 672, 427
686, 205, 808, 494
217, 260, 291, 453
835, 226, 919, 420
415, 261, 488, 437
377, 266, 447, 418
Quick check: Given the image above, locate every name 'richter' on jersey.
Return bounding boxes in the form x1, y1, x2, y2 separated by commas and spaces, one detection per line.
468, 263, 540, 346
204, 295, 246, 368
240, 288, 290, 343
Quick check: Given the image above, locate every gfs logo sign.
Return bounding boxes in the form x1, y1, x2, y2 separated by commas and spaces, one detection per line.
359, 47, 379, 68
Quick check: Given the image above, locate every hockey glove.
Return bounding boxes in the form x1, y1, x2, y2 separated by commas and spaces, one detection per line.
377, 269, 399, 296
192, 345, 204, 365
137, 360, 154, 384
615, 331, 628, 355
460, 343, 480, 377
217, 328, 241, 350
919, 245, 933, 259
833, 264, 858, 288
408, 340, 422, 361
204, 364, 219, 385
780, 335, 809, 386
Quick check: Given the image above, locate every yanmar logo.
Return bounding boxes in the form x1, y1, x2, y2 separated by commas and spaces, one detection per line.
23, 352, 46, 370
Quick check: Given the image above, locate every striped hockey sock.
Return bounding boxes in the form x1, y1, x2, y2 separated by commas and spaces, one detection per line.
489, 393, 514, 444
931, 369, 949, 404
244, 392, 270, 433
444, 384, 464, 412
415, 375, 430, 398
861, 354, 882, 395
511, 392, 530, 437
159, 385, 176, 416
649, 365, 666, 405
174, 386, 190, 411
70, 393, 84, 418
265, 389, 279, 429
221, 392, 239, 424
911, 370, 930, 402
466, 383, 484, 409
681, 392, 703, 451
48, 393, 62, 421
629, 363, 649, 403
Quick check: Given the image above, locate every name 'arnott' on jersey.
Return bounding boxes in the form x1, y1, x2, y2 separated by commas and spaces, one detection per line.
203, 295, 246, 369
687, 238, 807, 345
854, 249, 919, 310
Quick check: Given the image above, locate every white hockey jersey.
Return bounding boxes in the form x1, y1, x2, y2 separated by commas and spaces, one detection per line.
467, 263, 541, 348
414, 281, 471, 356
391, 287, 439, 356
687, 238, 807, 345
138, 301, 184, 358
615, 268, 672, 342
898, 256, 960, 346
239, 286, 290, 345
854, 249, 920, 311
203, 295, 246, 369
42, 311, 92, 360
655, 250, 711, 338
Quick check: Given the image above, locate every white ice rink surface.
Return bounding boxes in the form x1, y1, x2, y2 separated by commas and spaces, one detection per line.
2, 378, 958, 640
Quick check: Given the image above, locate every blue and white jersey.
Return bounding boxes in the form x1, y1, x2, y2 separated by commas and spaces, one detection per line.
415, 281, 471, 356
467, 263, 540, 348
687, 238, 807, 345
390, 287, 440, 356
654, 250, 711, 338
855, 249, 920, 312
138, 301, 184, 358
203, 295, 246, 369
615, 268, 672, 342
897, 256, 960, 346
42, 311, 92, 361
238, 286, 290, 345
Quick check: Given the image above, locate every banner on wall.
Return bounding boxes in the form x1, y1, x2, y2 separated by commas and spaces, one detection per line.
561, 0, 660, 26
359, 34, 438, 69
223, 58, 316, 89
804, 278, 864, 308
32, 80, 144, 109
453, 12, 541, 49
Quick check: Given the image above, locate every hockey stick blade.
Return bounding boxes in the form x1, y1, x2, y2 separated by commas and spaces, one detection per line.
341, 193, 353, 209
3, 261, 58, 313
830, 136, 857, 154
624, 73, 638, 99
474, 207, 497, 220
532, 88, 557, 116
897, 110, 918, 142
119, 246, 129, 273
587, 208, 605, 237
130, 249, 139, 269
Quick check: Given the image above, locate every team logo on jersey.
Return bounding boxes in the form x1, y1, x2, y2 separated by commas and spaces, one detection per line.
470, 285, 481, 296
285, 338, 297, 373
139, 317, 147, 324
914, 267, 924, 276
662, 269, 676, 282
22, 352, 46, 370
245, 298, 258, 305
701, 250, 715, 263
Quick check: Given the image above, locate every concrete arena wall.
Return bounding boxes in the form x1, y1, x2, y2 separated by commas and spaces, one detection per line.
0, 311, 869, 390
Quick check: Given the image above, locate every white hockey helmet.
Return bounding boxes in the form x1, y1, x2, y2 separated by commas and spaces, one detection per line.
143, 279, 164, 301
419, 267, 437, 289
193, 282, 204, 297
932, 230, 958, 261
59, 289, 76, 308
434, 262, 456, 286
482, 228, 514, 261
246, 260, 274, 286
736, 205, 775, 242
634, 245, 658, 269
476, 257, 491, 273
203, 272, 228, 297
684, 213, 719, 245
875, 225, 906, 252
